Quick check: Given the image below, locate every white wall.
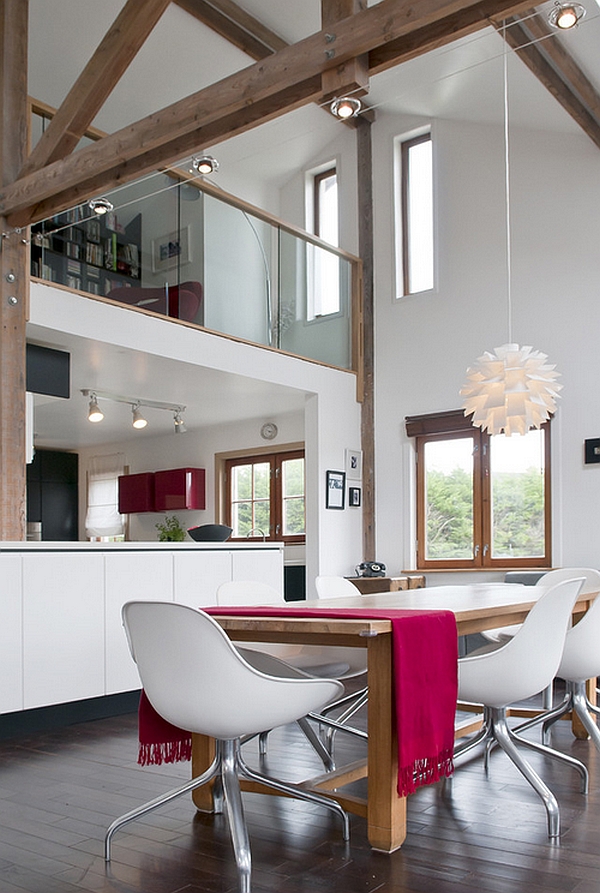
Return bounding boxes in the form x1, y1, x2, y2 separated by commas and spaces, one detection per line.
29, 286, 362, 594
371, 113, 600, 575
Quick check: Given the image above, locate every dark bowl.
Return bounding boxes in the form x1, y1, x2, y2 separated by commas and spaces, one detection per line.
187, 524, 233, 542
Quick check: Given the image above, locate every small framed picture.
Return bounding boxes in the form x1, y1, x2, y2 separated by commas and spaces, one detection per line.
151, 225, 192, 272
326, 470, 346, 509
349, 486, 361, 507
345, 448, 363, 481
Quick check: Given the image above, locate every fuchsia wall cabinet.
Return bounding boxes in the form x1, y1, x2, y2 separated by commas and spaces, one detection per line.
118, 472, 155, 513
118, 468, 205, 513
154, 468, 206, 511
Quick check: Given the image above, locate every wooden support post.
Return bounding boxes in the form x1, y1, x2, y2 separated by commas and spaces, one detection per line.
0, 0, 29, 541
356, 115, 375, 560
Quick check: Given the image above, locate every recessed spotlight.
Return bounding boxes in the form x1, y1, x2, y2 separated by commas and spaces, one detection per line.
88, 197, 114, 215
330, 97, 362, 119
548, 2, 586, 29
191, 155, 219, 175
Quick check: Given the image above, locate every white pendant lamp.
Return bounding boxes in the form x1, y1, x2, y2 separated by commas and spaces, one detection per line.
460, 27, 561, 436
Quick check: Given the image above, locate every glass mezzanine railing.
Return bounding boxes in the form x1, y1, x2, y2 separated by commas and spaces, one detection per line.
30, 170, 360, 372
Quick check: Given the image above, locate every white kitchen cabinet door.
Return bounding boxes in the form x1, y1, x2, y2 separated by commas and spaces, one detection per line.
173, 550, 232, 608
0, 554, 23, 713
231, 548, 284, 595
105, 551, 174, 694
23, 552, 105, 709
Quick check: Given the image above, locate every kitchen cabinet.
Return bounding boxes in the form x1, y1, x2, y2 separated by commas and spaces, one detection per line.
118, 472, 155, 513
154, 467, 205, 511
0, 555, 23, 713
22, 552, 105, 709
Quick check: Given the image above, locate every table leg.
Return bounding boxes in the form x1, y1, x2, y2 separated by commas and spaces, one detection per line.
191, 733, 216, 811
366, 632, 406, 852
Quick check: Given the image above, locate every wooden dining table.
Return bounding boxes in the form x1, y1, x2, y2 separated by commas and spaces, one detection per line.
191, 583, 597, 853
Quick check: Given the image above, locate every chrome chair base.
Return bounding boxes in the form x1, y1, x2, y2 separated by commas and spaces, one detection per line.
454, 706, 588, 838
515, 681, 600, 753
105, 738, 349, 893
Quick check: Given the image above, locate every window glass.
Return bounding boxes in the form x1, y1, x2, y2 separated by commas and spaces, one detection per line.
398, 133, 434, 296
490, 430, 545, 559
282, 457, 305, 537
423, 437, 474, 561
226, 450, 305, 542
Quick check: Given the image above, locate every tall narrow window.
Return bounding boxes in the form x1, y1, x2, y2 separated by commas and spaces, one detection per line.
407, 411, 551, 569
308, 166, 340, 319
398, 133, 434, 297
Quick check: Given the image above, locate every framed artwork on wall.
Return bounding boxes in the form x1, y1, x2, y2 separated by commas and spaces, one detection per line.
151, 226, 192, 272
345, 448, 362, 480
349, 486, 361, 507
326, 470, 346, 509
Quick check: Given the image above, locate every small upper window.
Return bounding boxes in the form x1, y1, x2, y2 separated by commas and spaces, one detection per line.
307, 165, 340, 319
396, 132, 434, 297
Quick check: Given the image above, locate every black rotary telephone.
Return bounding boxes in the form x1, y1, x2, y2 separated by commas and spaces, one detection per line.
355, 561, 386, 578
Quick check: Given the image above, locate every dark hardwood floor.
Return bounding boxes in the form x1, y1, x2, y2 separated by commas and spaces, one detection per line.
0, 704, 598, 893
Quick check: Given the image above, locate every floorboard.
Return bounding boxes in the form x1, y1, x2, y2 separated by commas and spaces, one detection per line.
0, 705, 598, 892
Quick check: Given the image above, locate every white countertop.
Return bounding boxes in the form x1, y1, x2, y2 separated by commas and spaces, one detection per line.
0, 540, 283, 552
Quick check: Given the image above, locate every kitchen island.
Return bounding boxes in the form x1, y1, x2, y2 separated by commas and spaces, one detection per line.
0, 541, 283, 717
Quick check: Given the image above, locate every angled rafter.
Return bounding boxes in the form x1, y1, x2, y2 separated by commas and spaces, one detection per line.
20, 0, 171, 177
495, 12, 600, 150
174, 0, 287, 58
0, 0, 539, 225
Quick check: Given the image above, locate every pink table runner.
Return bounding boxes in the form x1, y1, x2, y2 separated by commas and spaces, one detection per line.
138, 605, 458, 797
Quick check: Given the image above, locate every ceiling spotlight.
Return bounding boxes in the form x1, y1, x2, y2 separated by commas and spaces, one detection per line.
330, 97, 362, 119
173, 411, 187, 434
87, 393, 104, 423
132, 404, 148, 429
88, 197, 114, 215
191, 155, 219, 175
548, 2, 586, 29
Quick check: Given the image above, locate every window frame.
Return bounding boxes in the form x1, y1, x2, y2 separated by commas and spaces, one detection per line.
396, 130, 435, 298
313, 165, 338, 243
407, 410, 552, 570
224, 447, 305, 544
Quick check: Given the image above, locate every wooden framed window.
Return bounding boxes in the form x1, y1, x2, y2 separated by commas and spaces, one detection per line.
406, 411, 551, 569
397, 132, 434, 297
225, 449, 305, 543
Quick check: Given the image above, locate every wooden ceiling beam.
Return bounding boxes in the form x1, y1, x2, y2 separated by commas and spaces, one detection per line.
0, 0, 540, 225
20, 0, 171, 178
499, 15, 600, 150
174, 0, 287, 58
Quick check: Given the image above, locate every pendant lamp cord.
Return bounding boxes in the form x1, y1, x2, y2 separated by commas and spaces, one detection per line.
503, 21, 513, 344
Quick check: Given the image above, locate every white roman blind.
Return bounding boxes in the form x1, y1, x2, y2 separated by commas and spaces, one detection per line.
85, 452, 126, 538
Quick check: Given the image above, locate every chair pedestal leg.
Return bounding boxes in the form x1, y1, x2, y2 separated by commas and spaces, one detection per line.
571, 682, 600, 753
222, 740, 252, 893
491, 708, 560, 838
104, 754, 220, 861
510, 725, 588, 793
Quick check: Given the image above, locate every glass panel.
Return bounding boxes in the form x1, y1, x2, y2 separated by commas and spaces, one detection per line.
232, 502, 253, 538
283, 497, 305, 536
490, 430, 545, 559
317, 172, 338, 244
232, 465, 251, 501
279, 229, 351, 368
406, 137, 434, 293
254, 500, 270, 534
253, 463, 270, 499
203, 195, 272, 345
424, 437, 474, 560
282, 458, 304, 497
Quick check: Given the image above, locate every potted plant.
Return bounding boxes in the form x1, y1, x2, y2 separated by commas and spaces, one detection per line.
155, 514, 186, 542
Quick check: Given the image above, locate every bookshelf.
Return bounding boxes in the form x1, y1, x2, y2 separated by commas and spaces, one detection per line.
31, 206, 142, 296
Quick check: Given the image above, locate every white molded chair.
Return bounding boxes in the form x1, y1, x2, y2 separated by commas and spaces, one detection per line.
217, 580, 368, 761
454, 577, 588, 838
517, 584, 600, 753
105, 601, 349, 893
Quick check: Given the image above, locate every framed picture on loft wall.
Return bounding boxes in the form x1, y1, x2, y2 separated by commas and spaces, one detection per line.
151, 226, 192, 272
326, 470, 346, 509
349, 486, 361, 507
345, 448, 362, 481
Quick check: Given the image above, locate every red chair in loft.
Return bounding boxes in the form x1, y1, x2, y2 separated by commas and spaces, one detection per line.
106, 280, 203, 324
